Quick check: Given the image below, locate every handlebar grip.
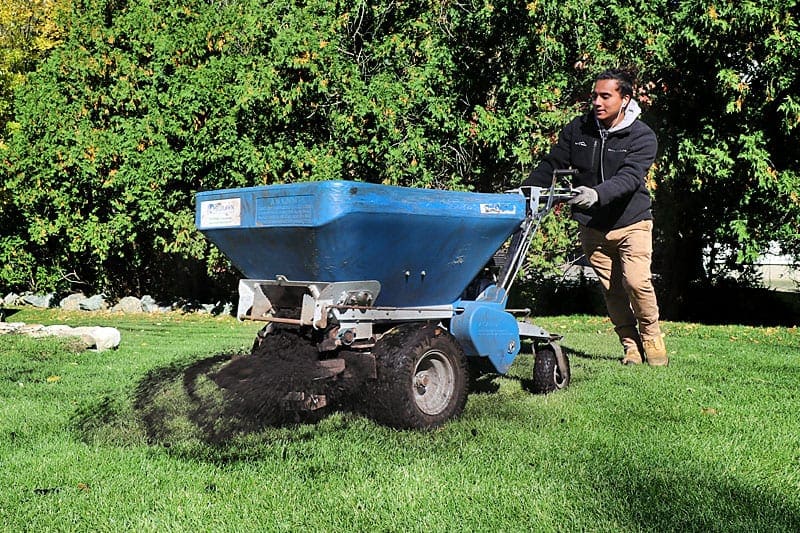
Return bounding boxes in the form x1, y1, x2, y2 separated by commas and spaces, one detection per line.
553, 168, 579, 178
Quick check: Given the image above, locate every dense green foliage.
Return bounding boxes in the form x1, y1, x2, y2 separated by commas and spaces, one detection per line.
0, 0, 798, 307
0, 0, 66, 145
651, 1, 800, 313
3, 0, 478, 297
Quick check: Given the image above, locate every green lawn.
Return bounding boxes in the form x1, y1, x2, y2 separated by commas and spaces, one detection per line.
1, 308, 799, 532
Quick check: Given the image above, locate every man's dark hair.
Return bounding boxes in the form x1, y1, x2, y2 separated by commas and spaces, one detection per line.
596, 69, 635, 98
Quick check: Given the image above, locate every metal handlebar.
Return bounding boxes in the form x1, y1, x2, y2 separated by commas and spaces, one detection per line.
499, 169, 577, 293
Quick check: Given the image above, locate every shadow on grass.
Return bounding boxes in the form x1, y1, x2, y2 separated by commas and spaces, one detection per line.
560, 345, 618, 362
70, 351, 347, 460
678, 286, 800, 327
0, 307, 20, 321
517, 275, 800, 328
72, 350, 563, 456
580, 443, 800, 531
133, 353, 235, 445
71, 339, 626, 455
131, 350, 373, 447
472, 345, 596, 395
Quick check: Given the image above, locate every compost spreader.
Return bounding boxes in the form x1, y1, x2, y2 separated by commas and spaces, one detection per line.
196, 175, 574, 429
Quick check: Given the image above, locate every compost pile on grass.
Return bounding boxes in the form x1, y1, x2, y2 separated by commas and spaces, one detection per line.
132, 327, 376, 445
210, 328, 370, 429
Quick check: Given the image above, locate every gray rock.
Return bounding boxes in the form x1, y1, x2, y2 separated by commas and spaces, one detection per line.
0, 321, 120, 351
60, 293, 87, 311
172, 299, 198, 312
0, 322, 24, 334
19, 323, 45, 335
3, 293, 20, 306
72, 326, 121, 351
140, 295, 157, 311
140, 295, 169, 313
42, 325, 89, 345
79, 294, 108, 311
111, 296, 143, 313
200, 301, 234, 316
42, 324, 75, 336
68, 326, 97, 348
21, 293, 54, 308
94, 326, 121, 351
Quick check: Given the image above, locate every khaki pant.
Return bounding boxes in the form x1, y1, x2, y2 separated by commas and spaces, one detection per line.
579, 220, 662, 351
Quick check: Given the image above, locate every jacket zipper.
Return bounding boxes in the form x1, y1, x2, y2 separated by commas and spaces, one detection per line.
598, 128, 608, 182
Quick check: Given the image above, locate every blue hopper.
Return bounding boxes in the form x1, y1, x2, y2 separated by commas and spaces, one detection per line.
196, 178, 573, 429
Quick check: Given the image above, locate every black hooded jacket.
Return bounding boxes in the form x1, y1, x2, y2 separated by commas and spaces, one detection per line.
523, 105, 658, 231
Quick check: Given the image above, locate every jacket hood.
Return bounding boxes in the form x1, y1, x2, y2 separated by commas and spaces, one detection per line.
597, 98, 642, 134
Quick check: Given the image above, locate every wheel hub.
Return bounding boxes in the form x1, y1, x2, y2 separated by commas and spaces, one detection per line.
413, 349, 455, 416
414, 372, 430, 394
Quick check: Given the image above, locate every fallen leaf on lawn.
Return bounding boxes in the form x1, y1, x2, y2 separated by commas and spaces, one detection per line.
701, 407, 718, 415
46, 375, 61, 383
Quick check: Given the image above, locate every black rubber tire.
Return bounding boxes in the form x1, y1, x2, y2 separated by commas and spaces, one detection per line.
367, 323, 468, 430
531, 343, 570, 394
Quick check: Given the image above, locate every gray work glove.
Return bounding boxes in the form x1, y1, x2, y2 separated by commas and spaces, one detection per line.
568, 186, 598, 209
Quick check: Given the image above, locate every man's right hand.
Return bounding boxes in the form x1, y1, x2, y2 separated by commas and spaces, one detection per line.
568, 186, 598, 208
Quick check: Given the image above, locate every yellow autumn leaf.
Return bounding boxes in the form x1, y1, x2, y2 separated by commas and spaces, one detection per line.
46, 375, 61, 383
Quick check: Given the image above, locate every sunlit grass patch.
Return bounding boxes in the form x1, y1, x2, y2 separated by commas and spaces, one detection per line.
1, 309, 799, 531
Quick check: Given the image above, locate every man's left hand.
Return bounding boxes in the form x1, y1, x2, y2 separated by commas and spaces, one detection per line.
568, 186, 598, 208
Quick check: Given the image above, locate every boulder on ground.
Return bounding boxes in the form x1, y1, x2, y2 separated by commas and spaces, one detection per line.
79, 294, 108, 311
0, 322, 25, 334
22, 293, 54, 308
60, 293, 87, 311
141, 295, 170, 313
112, 296, 143, 314
1, 320, 121, 351
72, 326, 121, 351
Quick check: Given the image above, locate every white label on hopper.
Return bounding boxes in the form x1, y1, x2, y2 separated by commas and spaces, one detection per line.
479, 203, 517, 215
200, 198, 241, 227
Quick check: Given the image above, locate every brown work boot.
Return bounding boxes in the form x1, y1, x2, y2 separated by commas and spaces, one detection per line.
621, 344, 643, 365
643, 334, 668, 366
